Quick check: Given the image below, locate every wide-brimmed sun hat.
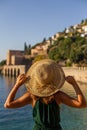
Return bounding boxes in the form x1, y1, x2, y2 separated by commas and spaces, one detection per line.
25, 59, 65, 97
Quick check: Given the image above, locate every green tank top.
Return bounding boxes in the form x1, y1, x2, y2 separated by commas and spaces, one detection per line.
32, 99, 62, 130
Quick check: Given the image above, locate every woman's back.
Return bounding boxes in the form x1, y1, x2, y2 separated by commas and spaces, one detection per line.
33, 98, 62, 130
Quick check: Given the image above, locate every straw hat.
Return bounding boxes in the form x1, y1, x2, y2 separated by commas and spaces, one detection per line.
25, 59, 65, 97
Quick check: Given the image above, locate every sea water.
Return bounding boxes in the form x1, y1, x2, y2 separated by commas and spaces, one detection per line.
0, 75, 87, 130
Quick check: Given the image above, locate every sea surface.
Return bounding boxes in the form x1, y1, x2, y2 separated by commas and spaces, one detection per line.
0, 74, 87, 130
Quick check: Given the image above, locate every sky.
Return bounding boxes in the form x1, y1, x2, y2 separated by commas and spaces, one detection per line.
0, 0, 87, 62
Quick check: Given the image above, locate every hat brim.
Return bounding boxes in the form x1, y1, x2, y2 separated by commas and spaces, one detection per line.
25, 59, 65, 97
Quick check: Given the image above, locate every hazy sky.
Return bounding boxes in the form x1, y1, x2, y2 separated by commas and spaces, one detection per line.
0, 0, 87, 62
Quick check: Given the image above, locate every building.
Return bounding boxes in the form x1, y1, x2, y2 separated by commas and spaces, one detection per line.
6, 50, 24, 65
31, 41, 51, 57
3, 50, 32, 76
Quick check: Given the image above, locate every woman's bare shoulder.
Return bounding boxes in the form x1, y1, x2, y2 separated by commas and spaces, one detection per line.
21, 91, 38, 107
24, 91, 32, 97
54, 91, 64, 104
55, 91, 69, 100
54, 91, 65, 97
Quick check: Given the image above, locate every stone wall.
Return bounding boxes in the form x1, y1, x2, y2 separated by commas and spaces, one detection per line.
63, 67, 87, 84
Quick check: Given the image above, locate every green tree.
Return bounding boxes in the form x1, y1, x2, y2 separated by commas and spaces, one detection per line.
0, 60, 6, 66
28, 44, 31, 55
83, 46, 87, 61
81, 19, 84, 24
24, 42, 31, 55
48, 47, 61, 61
84, 18, 87, 24
24, 42, 27, 53
42, 38, 46, 43
70, 48, 84, 63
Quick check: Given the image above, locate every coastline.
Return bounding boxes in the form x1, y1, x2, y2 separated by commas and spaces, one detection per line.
1, 65, 87, 84
63, 67, 87, 84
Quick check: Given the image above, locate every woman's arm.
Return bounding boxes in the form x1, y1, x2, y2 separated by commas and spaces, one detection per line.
55, 76, 87, 108
4, 74, 32, 108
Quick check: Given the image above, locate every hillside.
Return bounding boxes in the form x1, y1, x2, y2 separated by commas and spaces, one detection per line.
47, 19, 87, 66
10, 19, 87, 66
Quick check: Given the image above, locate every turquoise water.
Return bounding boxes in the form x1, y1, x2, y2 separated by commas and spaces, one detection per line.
0, 75, 87, 130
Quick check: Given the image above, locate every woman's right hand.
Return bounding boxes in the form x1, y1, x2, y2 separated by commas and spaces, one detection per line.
15, 74, 29, 87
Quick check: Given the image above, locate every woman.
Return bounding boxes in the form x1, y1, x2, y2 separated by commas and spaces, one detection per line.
4, 59, 87, 130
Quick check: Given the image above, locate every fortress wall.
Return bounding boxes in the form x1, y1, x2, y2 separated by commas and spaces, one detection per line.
2, 65, 27, 76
